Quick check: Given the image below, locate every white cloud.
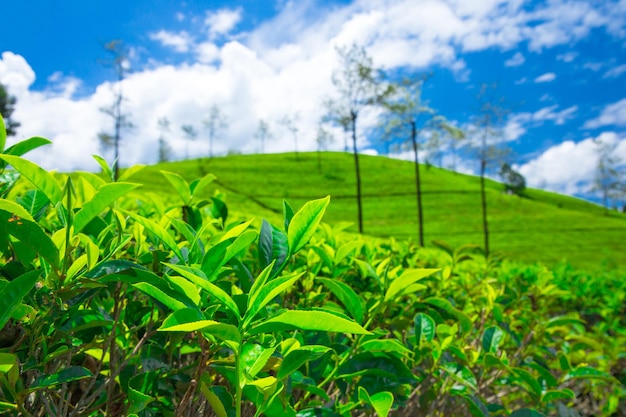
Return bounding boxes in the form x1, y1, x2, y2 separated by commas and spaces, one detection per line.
557, 52, 577, 62
583, 62, 603, 71
518, 132, 626, 195
534, 72, 556, 83
504, 52, 525, 67
584, 98, 626, 128
149, 30, 194, 53
603, 64, 626, 78
205, 8, 242, 38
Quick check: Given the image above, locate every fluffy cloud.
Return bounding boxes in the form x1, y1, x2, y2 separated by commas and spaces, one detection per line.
534, 72, 556, 83
584, 99, 626, 128
205, 8, 242, 38
504, 52, 525, 67
518, 132, 626, 196
149, 30, 194, 53
603, 64, 626, 78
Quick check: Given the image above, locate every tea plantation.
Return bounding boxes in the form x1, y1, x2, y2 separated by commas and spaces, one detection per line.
0, 119, 625, 416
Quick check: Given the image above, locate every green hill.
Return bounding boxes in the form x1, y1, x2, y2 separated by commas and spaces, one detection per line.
129, 151, 626, 271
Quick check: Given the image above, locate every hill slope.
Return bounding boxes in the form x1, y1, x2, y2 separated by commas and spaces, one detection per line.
130, 151, 626, 271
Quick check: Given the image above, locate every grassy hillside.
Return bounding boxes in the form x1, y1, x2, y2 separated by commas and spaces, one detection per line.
128, 151, 626, 271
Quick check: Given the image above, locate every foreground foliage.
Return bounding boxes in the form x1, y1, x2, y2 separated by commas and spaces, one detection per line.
0, 118, 624, 416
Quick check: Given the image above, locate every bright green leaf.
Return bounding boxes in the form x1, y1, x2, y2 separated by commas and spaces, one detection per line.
0, 154, 62, 204
385, 268, 439, 302
317, 277, 364, 324
165, 263, 241, 318
249, 310, 370, 335
161, 170, 191, 204
277, 346, 331, 380
287, 196, 330, 254
74, 183, 141, 233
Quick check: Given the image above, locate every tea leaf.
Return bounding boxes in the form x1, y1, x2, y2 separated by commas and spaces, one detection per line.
0, 210, 60, 270
161, 170, 191, 204
159, 308, 241, 343
125, 211, 184, 261
277, 346, 331, 380
317, 277, 364, 324
283, 200, 294, 231
200, 383, 231, 417
1, 136, 51, 163
31, 366, 93, 389
16, 189, 49, 221
0, 270, 41, 329
165, 263, 241, 318
384, 268, 439, 301
259, 220, 289, 278
482, 326, 504, 354
0, 155, 62, 204
190, 172, 217, 196
358, 387, 394, 417
249, 310, 370, 335
414, 312, 435, 344
244, 271, 301, 328
287, 196, 330, 254
74, 183, 141, 233
127, 372, 156, 414
133, 282, 190, 311
542, 389, 575, 403
117, 164, 145, 182
92, 155, 113, 182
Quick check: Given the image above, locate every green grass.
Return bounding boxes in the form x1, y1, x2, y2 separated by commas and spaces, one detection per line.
127, 151, 626, 271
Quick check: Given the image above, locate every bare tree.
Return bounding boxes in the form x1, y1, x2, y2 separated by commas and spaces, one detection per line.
254, 119, 272, 154
98, 40, 133, 181
469, 83, 511, 257
591, 137, 625, 214
315, 123, 334, 173
181, 124, 198, 160
326, 44, 391, 233
279, 114, 300, 160
382, 77, 462, 246
203, 104, 229, 158
157, 117, 172, 163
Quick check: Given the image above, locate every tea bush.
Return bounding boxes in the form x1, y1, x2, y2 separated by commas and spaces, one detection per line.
0, 116, 624, 416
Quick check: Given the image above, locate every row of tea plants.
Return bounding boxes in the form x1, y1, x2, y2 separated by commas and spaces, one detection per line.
0, 116, 624, 416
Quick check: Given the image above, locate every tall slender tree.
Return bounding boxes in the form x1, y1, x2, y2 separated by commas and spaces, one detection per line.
254, 119, 272, 154
98, 40, 133, 180
203, 104, 229, 158
382, 77, 462, 246
326, 44, 391, 233
0, 83, 19, 137
315, 123, 334, 174
592, 137, 624, 214
279, 114, 300, 160
157, 117, 172, 163
181, 124, 198, 160
470, 83, 511, 257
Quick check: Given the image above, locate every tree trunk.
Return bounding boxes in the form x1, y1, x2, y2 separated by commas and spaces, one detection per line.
351, 112, 363, 234
480, 158, 490, 257
411, 121, 424, 246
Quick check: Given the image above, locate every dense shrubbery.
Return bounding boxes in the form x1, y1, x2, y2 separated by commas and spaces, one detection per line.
0, 118, 625, 416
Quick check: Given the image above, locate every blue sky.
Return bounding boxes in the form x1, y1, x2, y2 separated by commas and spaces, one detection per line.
1, 0, 625, 202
